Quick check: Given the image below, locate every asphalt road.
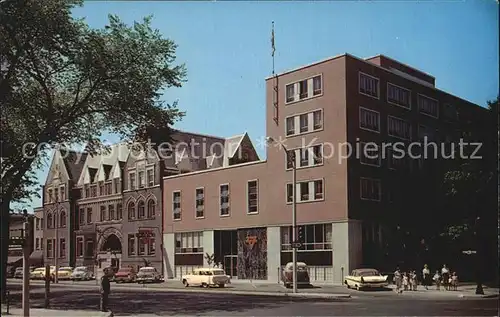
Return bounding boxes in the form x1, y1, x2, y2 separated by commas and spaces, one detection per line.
5, 284, 498, 316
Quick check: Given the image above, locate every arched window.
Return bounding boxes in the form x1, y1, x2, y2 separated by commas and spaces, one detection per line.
147, 200, 155, 219
138, 200, 145, 219
128, 202, 136, 220
47, 213, 53, 229
60, 210, 67, 228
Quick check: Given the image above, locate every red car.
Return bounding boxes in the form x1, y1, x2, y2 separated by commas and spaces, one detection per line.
114, 267, 137, 283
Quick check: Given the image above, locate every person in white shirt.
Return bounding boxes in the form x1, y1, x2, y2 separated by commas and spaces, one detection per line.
441, 265, 450, 290
422, 264, 431, 290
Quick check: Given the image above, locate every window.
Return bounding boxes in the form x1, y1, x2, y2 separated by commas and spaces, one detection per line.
286, 184, 294, 203
286, 117, 295, 136
117, 203, 122, 220
108, 204, 115, 221
359, 72, 379, 98
99, 182, 104, 196
195, 188, 204, 218
299, 148, 309, 167
387, 83, 411, 109
418, 125, 436, 142
147, 169, 154, 187
314, 180, 324, 200
48, 189, 53, 203
59, 210, 66, 228
175, 232, 204, 253
138, 238, 146, 255
359, 107, 380, 132
299, 79, 308, 99
418, 94, 439, 118
128, 202, 136, 220
286, 150, 295, 169
60, 186, 65, 201
359, 142, 381, 167
47, 213, 53, 229
286, 84, 295, 103
138, 200, 145, 219
312, 75, 322, 96
59, 239, 66, 258
54, 188, 59, 202
173, 191, 181, 220
87, 208, 92, 224
220, 184, 230, 216
84, 185, 89, 198
287, 179, 324, 203
79, 208, 85, 225
299, 114, 308, 133
387, 148, 409, 170
36, 218, 40, 230
312, 144, 323, 165
281, 223, 332, 251
128, 234, 136, 255
90, 185, 97, 197
388, 116, 411, 140
114, 178, 120, 194
129, 172, 136, 190
313, 110, 322, 130
148, 235, 156, 255
35, 238, 39, 250
147, 200, 155, 219
105, 182, 112, 195
287, 145, 323, 170
300, 182, 309, 201
247, 180, 258, 214
47, 240, 53, 258
85, 240, 94, 257
138, 171, 145, 188
100, 206, 106, 222
360, 178, 381, 201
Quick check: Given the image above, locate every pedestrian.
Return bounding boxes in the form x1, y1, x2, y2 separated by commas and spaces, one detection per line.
411, 271, 418, 291
422, 264, 431, 290
403, 272, 409, 291
394, 267, 402, 294
100, 268, 111, 312
408, 271, 414, 291
441, 264, 450, 291
451, 272, 458, 291
433, 270, 441, 290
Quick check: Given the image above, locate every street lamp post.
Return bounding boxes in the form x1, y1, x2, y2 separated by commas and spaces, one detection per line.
54, 197, 59, 284
266, 137, 298, 294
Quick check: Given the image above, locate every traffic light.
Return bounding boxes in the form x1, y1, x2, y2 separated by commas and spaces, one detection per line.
297, 226, 304, 243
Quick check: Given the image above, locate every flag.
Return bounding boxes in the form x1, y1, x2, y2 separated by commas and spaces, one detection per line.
271, 21, 275, 57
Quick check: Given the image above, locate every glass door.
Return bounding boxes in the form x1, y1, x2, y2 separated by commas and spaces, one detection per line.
224, 255, 237, 278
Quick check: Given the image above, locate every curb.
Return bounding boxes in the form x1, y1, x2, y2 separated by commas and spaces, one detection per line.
458, 293, 499, 299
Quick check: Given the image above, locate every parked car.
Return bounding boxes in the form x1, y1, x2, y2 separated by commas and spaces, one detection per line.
56, 267, 73, 280
70, 266, 94, 281
114, 267, 137, 283
105, 266, 118, 281
30, 266, 56, 280
181, 268, 231, 288
344, 268, 389, 290
281, 262, 310, 288
136, 267, 162, 284
14, 267, 24, 279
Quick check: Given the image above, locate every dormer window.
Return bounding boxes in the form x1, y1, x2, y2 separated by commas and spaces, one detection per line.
138, 171, 145, 188
48, 189, 53, 203
84, 185, 90, 198
60, 185, 65, 201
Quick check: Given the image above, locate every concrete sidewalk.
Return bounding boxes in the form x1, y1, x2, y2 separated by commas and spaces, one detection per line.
386, 284, 499, 298
1, 307, 112, 317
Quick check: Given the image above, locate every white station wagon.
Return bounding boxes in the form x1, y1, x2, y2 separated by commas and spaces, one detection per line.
181, 268, 231, 288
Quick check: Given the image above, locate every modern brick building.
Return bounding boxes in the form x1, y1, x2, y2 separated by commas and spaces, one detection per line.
162, 53, 487, 284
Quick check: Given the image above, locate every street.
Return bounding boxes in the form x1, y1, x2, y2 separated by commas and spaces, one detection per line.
5, 283, 498, 316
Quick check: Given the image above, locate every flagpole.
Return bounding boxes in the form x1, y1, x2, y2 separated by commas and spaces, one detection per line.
271, 21, 275, 75
271, 21, 279, 125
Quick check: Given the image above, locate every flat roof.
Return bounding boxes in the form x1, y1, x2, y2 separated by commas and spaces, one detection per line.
163, 160, 267, 180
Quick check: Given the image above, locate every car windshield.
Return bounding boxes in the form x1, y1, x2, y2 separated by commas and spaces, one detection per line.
212, 270, 225, 275
139, 269, 154, 273
118, 268, 131, 272
358, 270, 379, 277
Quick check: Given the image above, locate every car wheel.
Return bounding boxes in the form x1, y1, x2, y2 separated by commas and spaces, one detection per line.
182, 279, 189, 287
345, 281, 350, 289
355, 285, 359, 291
202, 283, 209, 288
218, 284, 225, 288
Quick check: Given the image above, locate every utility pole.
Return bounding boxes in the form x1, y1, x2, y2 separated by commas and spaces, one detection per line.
22, 209, 32, 317
54, 198, 59, 284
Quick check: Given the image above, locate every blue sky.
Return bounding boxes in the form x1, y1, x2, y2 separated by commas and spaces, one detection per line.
17, 0, 498, 211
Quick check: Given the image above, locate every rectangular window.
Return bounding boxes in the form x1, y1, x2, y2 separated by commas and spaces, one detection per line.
105, 182, 112, 195
148, 236, 156, 255
387, 148, 409, 170
359, 107, 380, 132
286, 183, 294, 203
128, 234, 136, 255
79, 208, 85, 225
100, 206, 106, 222
36, 218, 40, 230
312, 75, 322, 96
359, 142, 381, 167
299, 148, 309, 167
35, 238, 39, 250
287, 180, 324, 203
114, 178, 120, 194
129, 172, 136, 190
299, 114, 308, 133
314, 180, 324, 200
286, 117, 295, 136
138, 171, 145, 188
85, 240, 94, 257
280, 224, 332, 251
195, 188, 204, 218
313, 110, 322, 130
117, 203, 122, 220
418, 94, 439, 118
360, 178, 381, 201
247, 180, 258, 214
108, 204, 115, 221
173, 191, 181, 220
87, 208, 92, 224
286, 150, 295, 169
312, 144, 323, 165
300, 182, 309, 201
84, 185, 90, 198
147, 169, 154, 187
388, 116, 411, 140
60, 186, 65, 201
59, 239, 66, 258
299, 79, 308, 99
286, 84, 295, 103
99, 182, 104, 196
54, 188, 59, 202
90, 185, 97, 197
47, 240, 53, 258
175, 232, 204, 254
48, 189, 53, 203
387, 83, 411, 109
220, 184, 230, 216
359, 72, 379, 98
138, 239, 146, 256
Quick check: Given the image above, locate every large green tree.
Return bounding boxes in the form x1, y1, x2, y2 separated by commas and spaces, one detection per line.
1, 0, 186, 299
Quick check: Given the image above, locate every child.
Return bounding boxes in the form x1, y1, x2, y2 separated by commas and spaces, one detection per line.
433, 270, 441, 290
451, 272, 458, 291
403, 272, 409, 291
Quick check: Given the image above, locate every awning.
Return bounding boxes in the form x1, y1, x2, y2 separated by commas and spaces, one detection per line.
29, 250, 44, 266
7, 256, 22, 265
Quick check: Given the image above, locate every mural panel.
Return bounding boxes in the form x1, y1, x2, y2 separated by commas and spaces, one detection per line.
237, 227, 267, 280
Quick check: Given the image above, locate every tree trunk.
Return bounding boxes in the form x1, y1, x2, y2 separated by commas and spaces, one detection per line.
1, 202, 11, 302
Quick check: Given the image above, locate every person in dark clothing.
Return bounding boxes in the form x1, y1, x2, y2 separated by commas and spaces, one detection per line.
100, 268, 111, 312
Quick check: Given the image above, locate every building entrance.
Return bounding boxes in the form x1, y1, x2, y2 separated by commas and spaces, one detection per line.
224, 255, 237, 277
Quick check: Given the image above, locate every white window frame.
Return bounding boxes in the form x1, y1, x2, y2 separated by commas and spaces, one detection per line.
138, 170, 145, 188
172, 190, 181, 221
359, 142, 381, 167
129, 172, 136, 191
285, 116, 295, 136
285, 178, 325, 204
246, 179, 259, 215
284, 108, 324, 137
285, 144, 324, 171
359, 107, 381, 133
417, 93, 439, 119
360, 177, 381, 202
387, 82, 411, 110
146, 167, 155, 187
387, 115, 411, 140
358, 72, 380, 99
219, 183, 230, 217
285, 74, 323, 105
195, 187, 205, 219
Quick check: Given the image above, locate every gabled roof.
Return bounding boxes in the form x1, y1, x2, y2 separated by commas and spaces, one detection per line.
77, 143, 130, 186
61, 149, 87, 181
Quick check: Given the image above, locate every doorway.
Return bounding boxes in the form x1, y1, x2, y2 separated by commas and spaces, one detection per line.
224, 255, 237, 277
111, 258, 120, 269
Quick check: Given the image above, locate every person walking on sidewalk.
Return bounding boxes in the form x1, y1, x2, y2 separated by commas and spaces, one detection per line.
100, 268, 111, 312
441, 264, 450, 291
394, 268, 402, 294
422, 264, 431, 290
